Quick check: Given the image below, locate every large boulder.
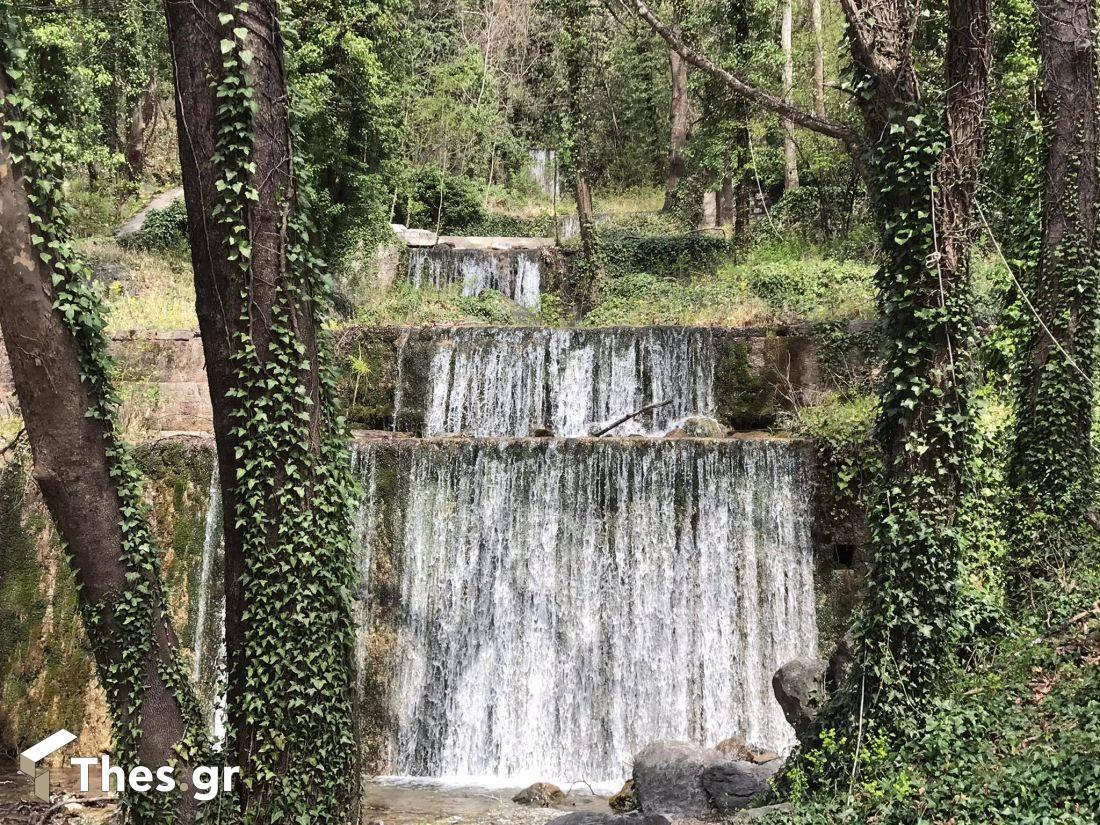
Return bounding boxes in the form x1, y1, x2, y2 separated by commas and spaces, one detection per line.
772, 657, 828, 738
631, 741, 725, 818
700, 759, 782, 813
512, 782, 565, 807
546, 814, 669, 825
632, 740, 784, 818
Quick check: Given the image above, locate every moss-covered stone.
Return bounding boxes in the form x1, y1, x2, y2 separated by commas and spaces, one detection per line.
714, 340, 775, 429
0, 439, 218, 757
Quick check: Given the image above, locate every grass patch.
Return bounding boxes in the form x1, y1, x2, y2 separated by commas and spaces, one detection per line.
349, 281, 539, 327
78, 238, 197, 331
585, 251, 875, 327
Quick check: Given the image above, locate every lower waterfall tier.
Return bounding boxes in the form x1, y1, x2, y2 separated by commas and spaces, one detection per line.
354, 436, 819, 785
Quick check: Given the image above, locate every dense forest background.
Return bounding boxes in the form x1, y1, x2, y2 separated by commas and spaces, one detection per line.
0, 0, 1098, 823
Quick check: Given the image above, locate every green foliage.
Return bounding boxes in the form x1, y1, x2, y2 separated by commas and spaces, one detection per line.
352, 280, 532, 327
285, 0, 405, 259
602, 232, 729, 281
776, 576, 1100, 824
119, 199, 189, 253
392, 166, 487, 231
1, 18, 209, 822
582, 249, 875, 327
853, 104, 977, 728
208, 7, 359, 818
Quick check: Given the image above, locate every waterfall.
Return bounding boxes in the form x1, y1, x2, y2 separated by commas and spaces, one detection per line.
529, 149, 558, 199
192, 463, 227, 748
355, 437, 817, 785
407, 248, 541, 309
424, 327, 716, 437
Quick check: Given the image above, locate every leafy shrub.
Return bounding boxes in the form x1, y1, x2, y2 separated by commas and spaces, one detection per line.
602, 232, 729, 280
451, 212, 556, 237
119, 199, 189, 253
392, 167, 486, 232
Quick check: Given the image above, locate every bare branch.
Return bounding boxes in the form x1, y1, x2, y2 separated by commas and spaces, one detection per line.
618, 0, 863, 148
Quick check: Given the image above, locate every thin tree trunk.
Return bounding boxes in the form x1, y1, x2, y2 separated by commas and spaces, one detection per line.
662, 31, 690, 211
1007, 0, 1098, 574
165, 0, 358, 817
0, 69, 196, 823
125, 74, 158, 181
810, 0, 826, 118
781, 0, 799, 190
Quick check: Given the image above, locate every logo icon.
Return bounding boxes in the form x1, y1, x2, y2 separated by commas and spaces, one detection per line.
19, 729, 77, 801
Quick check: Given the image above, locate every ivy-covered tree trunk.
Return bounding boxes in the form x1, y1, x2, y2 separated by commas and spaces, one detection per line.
0, 31, 202, 824
165, 0, 359, 821
849, 0, 993, 720
1006, 0, 1098, 582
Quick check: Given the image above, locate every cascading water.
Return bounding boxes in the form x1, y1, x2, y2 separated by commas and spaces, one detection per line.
192, 463, 227, 747
354, 437, 818, 785
424, 327, 716, 437
408, 248, 541, 309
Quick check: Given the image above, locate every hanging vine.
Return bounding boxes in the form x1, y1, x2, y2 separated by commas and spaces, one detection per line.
0, 14, 210, 824
209, 3, 359, 821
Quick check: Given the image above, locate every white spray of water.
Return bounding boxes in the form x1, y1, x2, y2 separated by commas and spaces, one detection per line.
424, 327, 716, 437
354, 437, 818, 786
407, 248, 542, 309
192, 462, 227, 748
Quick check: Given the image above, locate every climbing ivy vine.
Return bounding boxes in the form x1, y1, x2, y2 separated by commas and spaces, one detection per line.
0, 14, 210, 824
210, 4, 359, 821
853, 105, 976, 726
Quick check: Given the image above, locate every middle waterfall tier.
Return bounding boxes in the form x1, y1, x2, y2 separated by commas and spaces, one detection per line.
394, 326, 717, 437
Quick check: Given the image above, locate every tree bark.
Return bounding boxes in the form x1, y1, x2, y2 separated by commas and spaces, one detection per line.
1007, 0, 1098, 569
810, 0, 826, 118
165, 0, 357, 816
0, 71, 195, 820
780, 0, 799, 190
662, 27, 690, 211
125, 74, 158, 181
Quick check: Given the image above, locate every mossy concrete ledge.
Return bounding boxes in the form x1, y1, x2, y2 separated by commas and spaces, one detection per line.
0, 437, 215, 761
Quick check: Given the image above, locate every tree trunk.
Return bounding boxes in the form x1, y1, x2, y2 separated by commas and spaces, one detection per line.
781, 0, 799, 190
717, 175, 734, 226
0, 69, 197, 823
810, 0, 826, 118
1007, 0, 1098, 576
662, 32, 690, 211
165, 0, 358, 818
852, 0, 992, 720
125, 74, 157, 181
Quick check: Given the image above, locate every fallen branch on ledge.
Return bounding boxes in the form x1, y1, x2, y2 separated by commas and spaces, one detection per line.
593, 400, 671, 437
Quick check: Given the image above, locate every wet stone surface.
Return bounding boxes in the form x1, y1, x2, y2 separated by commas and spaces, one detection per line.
360, 782, 610, 825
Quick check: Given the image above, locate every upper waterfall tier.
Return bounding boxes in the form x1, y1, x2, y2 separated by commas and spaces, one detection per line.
398, 326, 717, 437
353, 435, 819, 785
407, 247, 542, 308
